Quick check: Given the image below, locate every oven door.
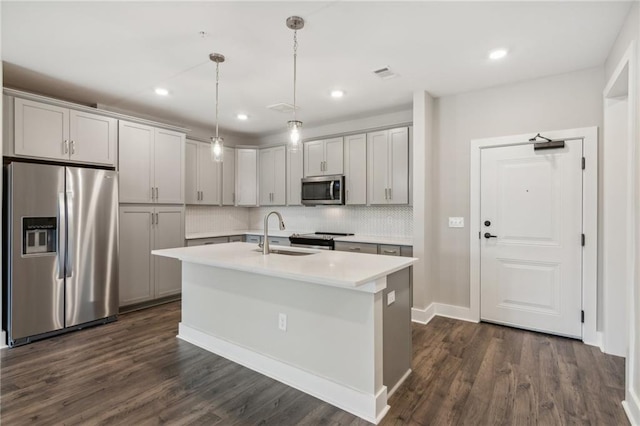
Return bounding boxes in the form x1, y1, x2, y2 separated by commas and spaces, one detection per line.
301, 175, 344, 206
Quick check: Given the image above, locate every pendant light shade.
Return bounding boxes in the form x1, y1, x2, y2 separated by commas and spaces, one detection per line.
286, 16, 304, 152
210, 53, 225, 162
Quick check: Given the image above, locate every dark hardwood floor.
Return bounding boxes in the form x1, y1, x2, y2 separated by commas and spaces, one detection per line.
0, 302, 628, 425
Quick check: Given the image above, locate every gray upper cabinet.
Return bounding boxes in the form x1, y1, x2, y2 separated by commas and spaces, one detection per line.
185, 139, 221, 205
222, 146, 236, 205
13, 98, 116, 166
236, 148, 258, 206
259, 146, 286, 206
119, 120, 185, 204
303, 137, 343, 177
344, 133, 367, 205
287, 146, 303, 205
367, 127, 409, 205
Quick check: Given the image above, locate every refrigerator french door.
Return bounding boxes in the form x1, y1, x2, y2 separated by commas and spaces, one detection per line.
5, 162, 118, 347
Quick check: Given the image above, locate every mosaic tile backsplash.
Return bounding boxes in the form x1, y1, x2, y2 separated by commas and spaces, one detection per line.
186, 205, 413, 237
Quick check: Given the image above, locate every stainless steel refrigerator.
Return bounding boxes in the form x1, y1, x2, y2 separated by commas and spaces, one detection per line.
4, 162, 118, 347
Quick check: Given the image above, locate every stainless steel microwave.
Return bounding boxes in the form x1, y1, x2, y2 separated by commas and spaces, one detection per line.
301, 175, 345, 206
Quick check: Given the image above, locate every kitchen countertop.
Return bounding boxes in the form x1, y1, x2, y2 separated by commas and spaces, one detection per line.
153, 242, 416, 290
186, 231, 413, 246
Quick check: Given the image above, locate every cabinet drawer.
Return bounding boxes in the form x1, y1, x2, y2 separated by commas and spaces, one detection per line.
400, 246, 413, 257
228, 235, 244, 243
334, 241, 378, 254
246, 235, 262, 244
379, 245, 401, 256
187, 237, 228, 247
268, 237, 290, 246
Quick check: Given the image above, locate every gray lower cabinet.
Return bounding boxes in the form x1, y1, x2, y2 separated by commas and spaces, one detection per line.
383, 267, 412, 393
268, 236, 290, 246
334, 241, 378, 254
119, 205, 185, 307
246, 234, 262, 244
187, 235, 246, 246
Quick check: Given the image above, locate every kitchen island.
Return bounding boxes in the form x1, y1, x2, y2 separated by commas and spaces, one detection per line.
152, 242, 417, 424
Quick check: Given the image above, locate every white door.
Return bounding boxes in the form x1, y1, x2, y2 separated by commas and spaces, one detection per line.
368, 130, 390, 205
69, 110, 117, 166
14, 98, 69, 160
153, 128, 185, 204
236, 149, 258, 206
259, 148, 274, 206
287, 147, 303, 206
388, 128, 409, 205
480, 139, 583, 338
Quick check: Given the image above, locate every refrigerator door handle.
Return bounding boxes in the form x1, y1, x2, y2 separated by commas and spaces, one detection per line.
65, 191, 74, 278
57, 192, 66, 279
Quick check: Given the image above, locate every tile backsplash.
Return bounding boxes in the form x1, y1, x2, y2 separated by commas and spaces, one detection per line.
185, 206, 250, 234
249, 206, 413, 237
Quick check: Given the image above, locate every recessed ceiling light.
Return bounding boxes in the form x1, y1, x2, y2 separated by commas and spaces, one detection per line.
330, 90, 344, 98
237, 113, 248, 120
155, 87, 169, 96
489, 49, 508, 60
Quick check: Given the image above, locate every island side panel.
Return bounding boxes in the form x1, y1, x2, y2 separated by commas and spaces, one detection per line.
383, 267, 412, 395
180, 262, 382, 396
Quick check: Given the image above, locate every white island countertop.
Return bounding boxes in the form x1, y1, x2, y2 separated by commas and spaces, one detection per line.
153, 242, 416, 290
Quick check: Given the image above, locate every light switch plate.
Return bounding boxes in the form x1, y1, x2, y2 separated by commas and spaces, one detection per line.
448, 217, 464, 228
387, 290, 396, 306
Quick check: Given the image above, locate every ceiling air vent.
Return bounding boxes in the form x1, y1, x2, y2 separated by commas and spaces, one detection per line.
372, 66, 398, 80
267, 103, 298, 113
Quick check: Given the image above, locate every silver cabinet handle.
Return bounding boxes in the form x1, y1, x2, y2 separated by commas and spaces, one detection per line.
151, 212, 155, 225
383, 250, 397, 254
388, 188, 392, 200
233, 193, 235, 203
384, 188, 388, 199
70, 140, 75, 155
349, 247, 361, 251
156, 213, 159, 225
63, 140, 69, 154
151, 187, 155, 200
155, 187, 159, 200
346, 189, 349, 202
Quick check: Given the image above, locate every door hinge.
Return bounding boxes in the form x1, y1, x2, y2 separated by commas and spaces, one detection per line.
581, 310, 585, 323
582, 157, 586, 170
581, 234, 585, 246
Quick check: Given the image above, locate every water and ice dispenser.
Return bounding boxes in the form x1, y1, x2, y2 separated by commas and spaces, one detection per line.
22, 217, 57, 255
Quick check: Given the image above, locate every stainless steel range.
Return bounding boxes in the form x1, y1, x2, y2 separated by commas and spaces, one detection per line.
289, 232, 354, 250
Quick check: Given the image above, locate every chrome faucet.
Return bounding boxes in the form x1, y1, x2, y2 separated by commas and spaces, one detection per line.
262, 211, 286, 255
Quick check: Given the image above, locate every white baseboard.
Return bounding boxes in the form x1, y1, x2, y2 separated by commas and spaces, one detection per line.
178, 323, 388, 424
412, 303, 478, 325
387, 369, 411, 398
0, 331, 6, 349
623, 387, 640, 426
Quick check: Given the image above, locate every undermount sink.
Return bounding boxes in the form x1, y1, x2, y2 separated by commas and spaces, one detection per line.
253, 248, 317, 256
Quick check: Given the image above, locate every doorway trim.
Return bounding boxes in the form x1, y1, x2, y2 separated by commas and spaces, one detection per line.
470, 127, 598, 346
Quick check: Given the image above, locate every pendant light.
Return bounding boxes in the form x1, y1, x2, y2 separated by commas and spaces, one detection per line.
210, 53, 225, 162
286, 16, 304, 152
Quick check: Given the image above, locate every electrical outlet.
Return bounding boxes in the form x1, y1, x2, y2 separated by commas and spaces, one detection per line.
278, 313, 287, 331
448, 217, 464, 228
387, 290, 396, 306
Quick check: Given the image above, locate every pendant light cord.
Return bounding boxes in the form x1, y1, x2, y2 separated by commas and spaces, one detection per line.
215, 60, 220, 139
293, 29, 298, 122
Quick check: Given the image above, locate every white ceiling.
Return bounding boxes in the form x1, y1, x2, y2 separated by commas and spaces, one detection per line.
1, 1, 632, 137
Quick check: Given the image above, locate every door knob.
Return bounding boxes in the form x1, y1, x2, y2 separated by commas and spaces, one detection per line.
484, 233, 498, 239
484, 220, 491, 227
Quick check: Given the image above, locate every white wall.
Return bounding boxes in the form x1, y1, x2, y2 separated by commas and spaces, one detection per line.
425, 67, 604, 312
604, 2, 640, 423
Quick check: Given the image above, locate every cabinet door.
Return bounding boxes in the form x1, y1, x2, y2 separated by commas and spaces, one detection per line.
153, 206, 185, 298
304, 140, 324, 177
185, 141, 199, 204
222, 146, 236, 205
324, 137, 344, 175
367, 130, 390, 205
154, 128, 185, 204
236, 149, 258, 206
259, 148, 274, 206
388, 127, 409, 205
287, 146, 303, 205
69, 110, 117, 166
119, 121, 153, 203
14, 98, 69, 160
198, 143, 221, 205
344, 134, 367, 205
119, 206, 154, 306
272, 146, 286, 205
